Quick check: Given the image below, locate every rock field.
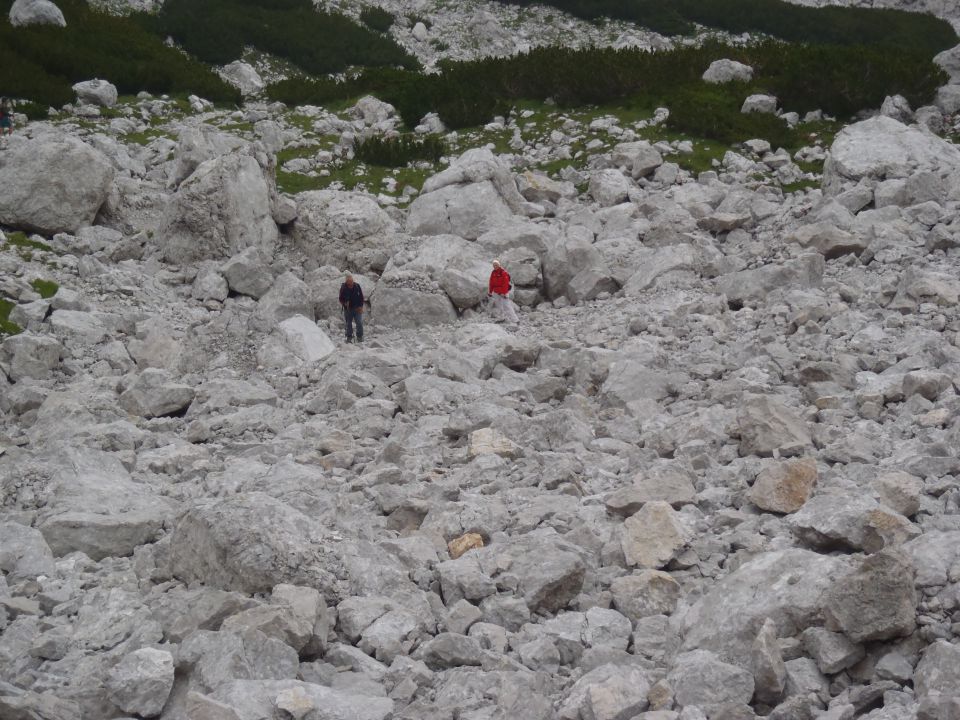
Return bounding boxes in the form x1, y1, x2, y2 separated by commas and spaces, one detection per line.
4, 5, 960, 719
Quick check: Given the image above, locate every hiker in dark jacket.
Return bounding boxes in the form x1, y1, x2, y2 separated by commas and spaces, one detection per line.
339, 273, 364, 343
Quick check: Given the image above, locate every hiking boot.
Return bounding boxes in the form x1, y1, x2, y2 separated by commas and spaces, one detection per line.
357, 336, 364, 344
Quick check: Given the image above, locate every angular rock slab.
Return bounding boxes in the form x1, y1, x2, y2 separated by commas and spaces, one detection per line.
681, 549, 849, 666
119, 368, 195, 418
620, 501, 690, 569
168, 493, 344, 596
107, 647, 175, 717
823, 549, 916, 643
0, 135, 113, 234
275, 315, 336, 363
668, 649, 755, 710
748, 457, 817, 514
737, 395, 811, 458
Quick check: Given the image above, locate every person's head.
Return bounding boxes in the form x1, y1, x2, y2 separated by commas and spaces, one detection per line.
492, 259, 501, 270
345, 273, 354, 287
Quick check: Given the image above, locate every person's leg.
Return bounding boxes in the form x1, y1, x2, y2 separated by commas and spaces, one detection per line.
344, 307, 354, 341
355, 309, 364, 342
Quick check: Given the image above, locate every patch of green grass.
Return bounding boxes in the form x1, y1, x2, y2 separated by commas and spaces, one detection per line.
0, 298, 22, 337
277, 144, 322, 165
4, 231, 52, 253
782, 178, 821, 193
217, 121, 255, 133
795, 160, 823, 174
123, 128, 172, 145
29, 278, 59, 299
276, 170, 328, 194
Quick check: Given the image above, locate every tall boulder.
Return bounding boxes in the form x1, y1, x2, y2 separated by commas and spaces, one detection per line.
406, 148, 542, 240
0, 135, 113, 234
156, 147, 279, 264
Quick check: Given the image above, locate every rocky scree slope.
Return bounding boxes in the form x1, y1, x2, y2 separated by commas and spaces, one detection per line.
3, 74, 960, 720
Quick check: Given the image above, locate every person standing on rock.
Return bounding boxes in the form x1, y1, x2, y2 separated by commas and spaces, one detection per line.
488, 259, 519, 324
0, 98, 13, 137
339, 273, 364, 343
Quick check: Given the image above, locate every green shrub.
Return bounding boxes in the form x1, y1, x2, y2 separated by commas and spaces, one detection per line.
496, 0, 956, 56
360, 6, 395, 33
354, 134, 446, 166
0, 0, 239, 107
29, 279, 60, 299
265, 40, 946, 140
0, 298, 21, 337
145, 0, 417, 75
667, 83, 799, 147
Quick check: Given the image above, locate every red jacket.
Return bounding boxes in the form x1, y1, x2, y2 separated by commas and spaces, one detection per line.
489, 267, 511, 295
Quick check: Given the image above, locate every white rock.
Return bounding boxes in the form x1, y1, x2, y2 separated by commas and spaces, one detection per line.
0, 135, 114, 234
220, 61, 265, 96
275, 315, 336, 364
72, 79, 119, 108
107, 648, 175, 717
741, 94, 778, 114
703, 59, 753, 84
9, 0, 65, 26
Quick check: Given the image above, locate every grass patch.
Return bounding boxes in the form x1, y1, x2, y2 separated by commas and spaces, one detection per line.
29, 279, 59, 299
123, 128, 172, 145
0, 298, 22, 337
782, 179, 820, 193
4, 231, 52, 253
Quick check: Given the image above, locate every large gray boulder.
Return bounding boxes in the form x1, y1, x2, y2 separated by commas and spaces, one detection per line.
822, 549, 916, 643
0, 332, 63, 382
156, 147, 278, 264
106, 648, 175, 717
668, 649, 755, 710
292, 189, 396, 270
119, 368, 195, 418
406, 148, 541, 239
9, 0, 65, 26
168, 493, 344, 597
703, 58, 753, 84
72, 79, 118, 108
209, 680, 394, 720
219, 61, 265, 96
370, 284, 458, 329
737, 394, 812, 458
0, 135, 114, 234
681, 549, 849, 666
0, 523, 56, 582
914, 640, 960, 703
823, 116, 960, 196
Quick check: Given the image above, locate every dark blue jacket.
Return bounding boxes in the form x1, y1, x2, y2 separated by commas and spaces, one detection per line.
339, 282, 364, 310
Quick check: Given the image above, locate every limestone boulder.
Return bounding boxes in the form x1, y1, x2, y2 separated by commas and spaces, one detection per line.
370, 284, 458, 330
156, 147, 278, 264
0, 523, 56, 582
681, 549, 849, 666
620, 501, 691, 569
0, 332, 63, 382
119, 368, 195, 418
823, 549, 916, 643
0, 135, 113, 234
737, 395, 811, 458
406, 148, 541, 239
72, 79, 118, 108
168, 493, 344, 597
914, 640, 960, 703
703, 59, 753, 84
219, 61, 265, 96
106, 648, 175, 717
786, 493, 919, 553
823, 116, 960, 196
9, 0, 65, 26
748, 458, 817, 514
668, 649, 754, 710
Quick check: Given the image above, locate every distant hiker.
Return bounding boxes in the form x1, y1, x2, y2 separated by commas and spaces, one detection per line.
339, 273, 364, 343
0, 98, 12, 136
488, 259, 519, 324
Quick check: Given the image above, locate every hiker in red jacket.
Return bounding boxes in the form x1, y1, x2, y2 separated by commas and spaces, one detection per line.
487, 259, 519, 324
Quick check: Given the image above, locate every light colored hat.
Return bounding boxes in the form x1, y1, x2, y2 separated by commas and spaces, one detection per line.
492, 259, 501, 267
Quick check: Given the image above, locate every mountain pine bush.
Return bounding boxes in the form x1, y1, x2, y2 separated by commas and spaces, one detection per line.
144, 0, 417, 75
354, 134, 446, 166
0, 0, 239, 106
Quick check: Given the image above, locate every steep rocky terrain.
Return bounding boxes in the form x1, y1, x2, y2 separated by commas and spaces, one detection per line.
3, 1, 960, 719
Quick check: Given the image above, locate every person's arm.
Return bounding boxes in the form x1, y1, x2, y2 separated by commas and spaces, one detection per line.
357, 286, 364, 312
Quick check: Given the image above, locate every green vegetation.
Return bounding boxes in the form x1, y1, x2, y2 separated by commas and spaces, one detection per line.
0, 0, 239, 108
360, 6, 395, 33
268, 41, 945, 145
144, 0, 417, 75
4, 232, 52, 254
496, 0, 956, 56
354, 134, 446, 166
29, 279, 60, 299
0, 298, 21, 337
